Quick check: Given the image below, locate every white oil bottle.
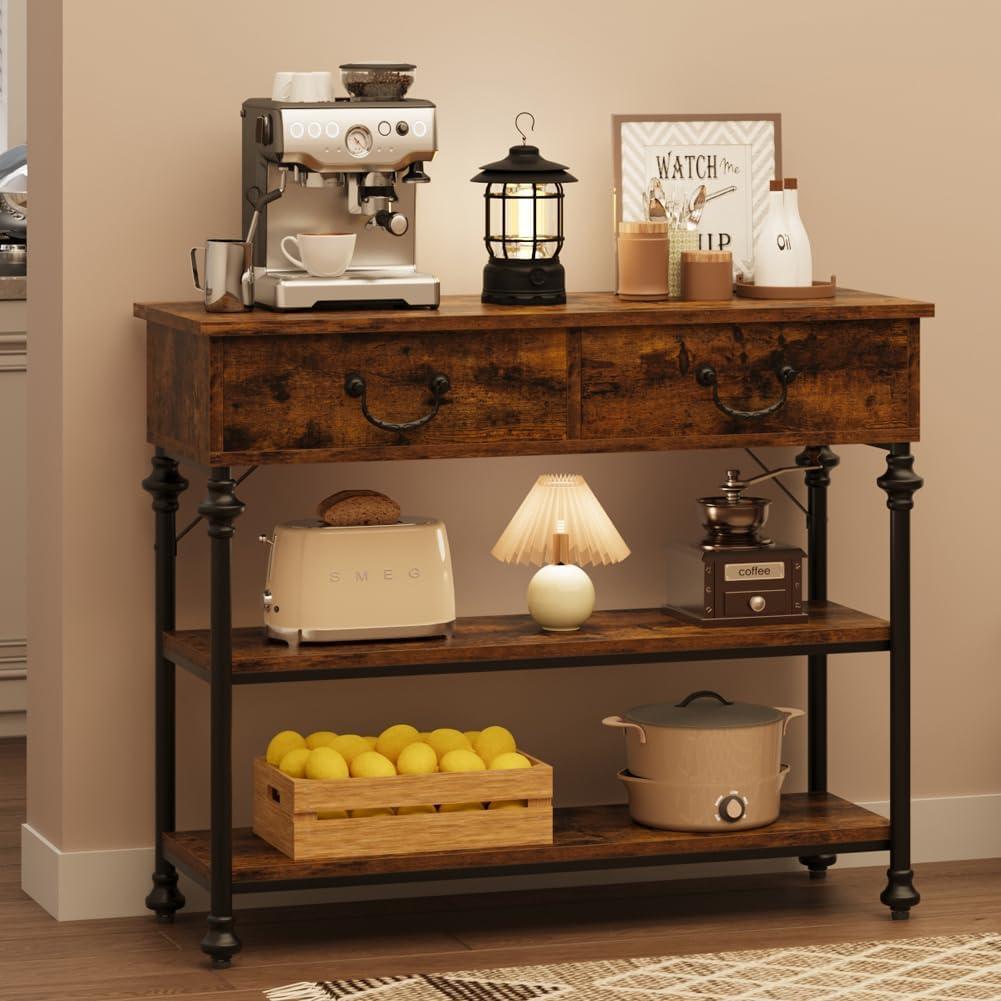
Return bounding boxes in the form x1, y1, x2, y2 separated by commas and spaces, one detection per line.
753, 179, 796, 286
783, 178, 813, 286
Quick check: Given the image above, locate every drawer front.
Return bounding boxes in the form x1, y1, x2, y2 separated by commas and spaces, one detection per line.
723, 587, 788, 618
580, 320, 918, 443
219, 329, 568, 458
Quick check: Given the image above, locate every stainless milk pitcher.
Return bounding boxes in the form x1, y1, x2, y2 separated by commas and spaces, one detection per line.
191, 238, 254, 312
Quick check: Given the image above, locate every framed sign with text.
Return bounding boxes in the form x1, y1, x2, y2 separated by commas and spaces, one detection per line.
612, 113, 781, 273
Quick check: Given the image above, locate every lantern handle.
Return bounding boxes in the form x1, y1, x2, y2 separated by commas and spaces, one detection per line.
515, 111, 535, 144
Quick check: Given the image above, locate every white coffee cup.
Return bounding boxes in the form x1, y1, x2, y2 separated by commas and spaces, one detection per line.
281, 233, 356, 277
272, 71, 333, 103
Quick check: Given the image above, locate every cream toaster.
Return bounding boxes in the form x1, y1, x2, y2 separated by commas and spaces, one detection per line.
258, 518, 455, 647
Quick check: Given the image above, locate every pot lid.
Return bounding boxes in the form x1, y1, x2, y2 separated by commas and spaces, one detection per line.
624, 691, 785, 729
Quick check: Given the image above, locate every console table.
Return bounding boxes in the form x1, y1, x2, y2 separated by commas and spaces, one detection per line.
136, 289, 932, 967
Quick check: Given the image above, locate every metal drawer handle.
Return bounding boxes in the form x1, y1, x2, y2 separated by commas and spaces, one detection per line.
344, 372, 451, 439
695, 363, 798, 420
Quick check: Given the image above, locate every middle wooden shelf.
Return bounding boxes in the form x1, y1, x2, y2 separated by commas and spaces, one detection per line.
164, 601, 889, 684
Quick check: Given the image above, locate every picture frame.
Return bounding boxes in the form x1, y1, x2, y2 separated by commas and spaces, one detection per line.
612, 113, 782, 274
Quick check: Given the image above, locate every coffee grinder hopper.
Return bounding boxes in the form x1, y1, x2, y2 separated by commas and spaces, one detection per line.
698, 463, 819, 550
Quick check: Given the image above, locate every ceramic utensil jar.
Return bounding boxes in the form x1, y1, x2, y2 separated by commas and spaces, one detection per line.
616, 221, 669, 299
603, 690, 803, 831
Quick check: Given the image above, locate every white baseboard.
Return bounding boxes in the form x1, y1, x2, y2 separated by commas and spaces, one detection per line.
22, 792, 1001, 921
21, 824, 155, 921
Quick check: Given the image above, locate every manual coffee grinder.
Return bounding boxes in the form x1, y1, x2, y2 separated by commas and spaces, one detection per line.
666, 463, 819, 626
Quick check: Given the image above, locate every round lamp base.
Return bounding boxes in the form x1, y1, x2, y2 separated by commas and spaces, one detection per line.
482, 258, 567, 306
527, 563, 595, 632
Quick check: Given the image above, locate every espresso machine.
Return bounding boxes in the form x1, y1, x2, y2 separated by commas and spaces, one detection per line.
241, 65, 439, 309
666, 464, 819, 626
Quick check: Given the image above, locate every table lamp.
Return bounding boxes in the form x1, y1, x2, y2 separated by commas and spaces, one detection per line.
491, 474, 630, 631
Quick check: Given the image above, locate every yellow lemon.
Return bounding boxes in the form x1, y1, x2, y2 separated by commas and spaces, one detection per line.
474, 725, 517, 764
488, 800, 527, 810
439, 749, 486, 773
266, 730, 306, 765
277, 747, 311, 778
305, 747, 349, 780
397, 742, 438, 776
417, 732, 432, 741
376, 724, 420, 763
305, 730, 338, 750
489, 751, 532, 771
464, 730, 481, 746
330, 734, 372, 764
362, 735, 379, 749
427, 728, 471, 758
317, 809, 348, 820
350, 750, 397, 778
396, 804, 436, 815
350, 807, 395, 818
439, 802, 484, 812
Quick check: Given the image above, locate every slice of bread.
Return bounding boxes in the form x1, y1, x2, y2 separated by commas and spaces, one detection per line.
317, 489, 401, 527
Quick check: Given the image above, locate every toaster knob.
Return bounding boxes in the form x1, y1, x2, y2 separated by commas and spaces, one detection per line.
262, 590, 273, 610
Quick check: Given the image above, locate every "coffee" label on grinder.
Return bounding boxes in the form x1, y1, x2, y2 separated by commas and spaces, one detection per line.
723, 561, 786, 582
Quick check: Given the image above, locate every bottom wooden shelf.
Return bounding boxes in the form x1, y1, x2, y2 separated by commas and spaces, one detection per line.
165, 793, 889, 892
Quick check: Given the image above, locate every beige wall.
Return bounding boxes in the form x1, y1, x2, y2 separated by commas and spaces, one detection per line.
27, 0, 999, 855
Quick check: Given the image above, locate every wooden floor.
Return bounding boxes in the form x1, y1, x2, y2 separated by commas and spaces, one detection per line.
3, 738, 1001, 1001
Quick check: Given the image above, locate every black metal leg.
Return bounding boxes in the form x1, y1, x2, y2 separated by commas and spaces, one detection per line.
142, 449, 189, 922
877, 444, 922, 919
199, 469, 244, 967
794, 446, 839, 879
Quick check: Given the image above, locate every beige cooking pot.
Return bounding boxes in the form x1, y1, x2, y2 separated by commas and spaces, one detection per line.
602, 690, 803, 831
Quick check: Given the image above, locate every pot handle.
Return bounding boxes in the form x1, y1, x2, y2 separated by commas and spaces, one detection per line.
676, 690, 733, 708
602, 715, 647, 744
774, 707, 806, 735
778, 763, 791, 787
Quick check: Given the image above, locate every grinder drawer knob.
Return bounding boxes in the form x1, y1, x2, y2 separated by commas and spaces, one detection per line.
748, 595, 767, 612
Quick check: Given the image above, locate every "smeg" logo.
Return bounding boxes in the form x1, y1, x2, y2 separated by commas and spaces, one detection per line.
328, 567, 422, 583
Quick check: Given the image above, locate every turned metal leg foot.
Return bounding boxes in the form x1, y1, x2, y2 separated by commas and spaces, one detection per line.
145, 869, 186, 922
798, 854, 837, 879
877, 445, 922, 918
202, 914, 242, 968
882, 867, 920, 919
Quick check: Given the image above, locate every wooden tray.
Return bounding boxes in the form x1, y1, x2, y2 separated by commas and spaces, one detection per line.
252, 753, 554, 861
735, 275, 837, 299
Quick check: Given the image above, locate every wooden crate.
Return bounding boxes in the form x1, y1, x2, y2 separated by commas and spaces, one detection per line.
252, 754, 554, 861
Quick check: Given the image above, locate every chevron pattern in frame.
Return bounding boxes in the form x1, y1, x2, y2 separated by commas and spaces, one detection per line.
614, 114, 779, 273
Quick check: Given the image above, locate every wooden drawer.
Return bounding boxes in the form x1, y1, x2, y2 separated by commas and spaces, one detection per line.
213, 329, 568, 462
579, 319, 919, 446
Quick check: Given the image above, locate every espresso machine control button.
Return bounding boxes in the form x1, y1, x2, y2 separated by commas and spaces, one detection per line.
378, 120, 392, 136
748, 595, 767, 613
396, 121, 410, 136
255, 114, 274, 146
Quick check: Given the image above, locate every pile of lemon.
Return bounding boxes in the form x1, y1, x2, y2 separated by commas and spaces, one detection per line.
264, 724, 533, 816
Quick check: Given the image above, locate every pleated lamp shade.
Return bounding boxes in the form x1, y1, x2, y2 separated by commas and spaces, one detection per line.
491, 474, 630, 567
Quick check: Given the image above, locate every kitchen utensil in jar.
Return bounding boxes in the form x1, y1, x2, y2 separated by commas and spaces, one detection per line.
683, 184, 737, 229
190, 238, 254, 312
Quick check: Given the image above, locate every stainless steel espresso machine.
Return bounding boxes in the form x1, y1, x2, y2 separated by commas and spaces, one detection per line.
241, 64, 439, 309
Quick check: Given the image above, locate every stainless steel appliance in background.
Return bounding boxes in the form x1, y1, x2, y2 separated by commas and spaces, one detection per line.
241, 63, 439, 309
0, 145, 27, 277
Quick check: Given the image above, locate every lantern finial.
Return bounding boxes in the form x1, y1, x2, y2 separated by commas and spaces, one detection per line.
515, 111, 535, 145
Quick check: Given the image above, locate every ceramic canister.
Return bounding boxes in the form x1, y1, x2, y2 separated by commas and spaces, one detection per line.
616, 221, 669, 299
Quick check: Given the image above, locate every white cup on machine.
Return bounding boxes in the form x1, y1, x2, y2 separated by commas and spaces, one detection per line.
281, 233, 356, 277
271, 71, 332, 103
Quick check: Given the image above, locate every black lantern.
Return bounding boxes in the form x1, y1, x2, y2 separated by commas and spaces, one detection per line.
471, 113, 577, 305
